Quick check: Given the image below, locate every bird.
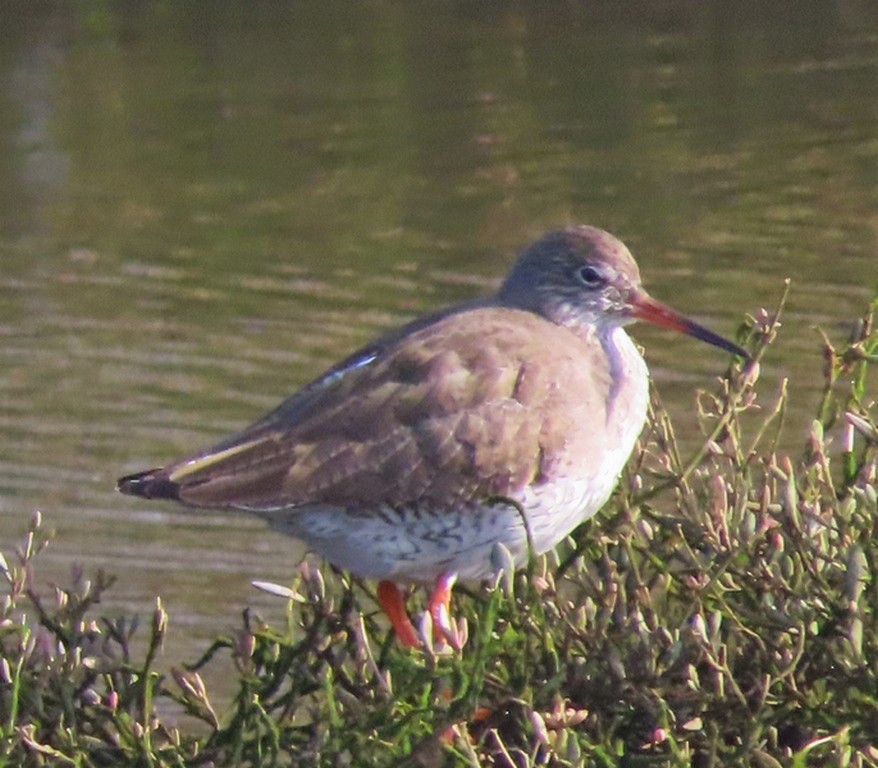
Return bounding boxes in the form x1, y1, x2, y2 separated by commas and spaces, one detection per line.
118, 225, 747, 648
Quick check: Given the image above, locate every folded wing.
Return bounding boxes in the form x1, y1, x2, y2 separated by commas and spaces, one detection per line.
118, 308, 609, 513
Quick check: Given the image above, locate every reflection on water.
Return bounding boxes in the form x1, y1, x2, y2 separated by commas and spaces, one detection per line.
0, 2, 876, 675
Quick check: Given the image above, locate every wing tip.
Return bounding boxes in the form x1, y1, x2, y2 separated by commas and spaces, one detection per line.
117, 468, 181, 501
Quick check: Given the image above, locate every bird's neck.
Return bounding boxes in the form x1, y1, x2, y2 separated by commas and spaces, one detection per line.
597, 324, 650, 435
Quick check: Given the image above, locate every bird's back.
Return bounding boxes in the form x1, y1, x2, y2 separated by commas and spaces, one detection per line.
119, 305, 643, 518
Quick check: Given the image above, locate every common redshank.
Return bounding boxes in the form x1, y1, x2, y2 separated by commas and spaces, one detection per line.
118, 226, 746, 648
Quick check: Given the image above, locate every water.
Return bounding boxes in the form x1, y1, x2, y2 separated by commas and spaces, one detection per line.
1, 2, 876, 676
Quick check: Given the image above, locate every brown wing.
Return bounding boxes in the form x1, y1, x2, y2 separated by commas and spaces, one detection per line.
121, 307, 613, 511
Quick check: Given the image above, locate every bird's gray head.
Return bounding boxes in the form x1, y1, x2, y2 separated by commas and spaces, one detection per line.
498, 225, 643, 329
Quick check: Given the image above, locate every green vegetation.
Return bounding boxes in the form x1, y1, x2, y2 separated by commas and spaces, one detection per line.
1, 294, 876, 768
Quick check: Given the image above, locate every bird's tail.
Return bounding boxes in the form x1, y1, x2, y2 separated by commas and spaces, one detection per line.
117, 468, 181, 501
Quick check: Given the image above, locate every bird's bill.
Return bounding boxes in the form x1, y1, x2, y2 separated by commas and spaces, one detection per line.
629, 291, 748, 358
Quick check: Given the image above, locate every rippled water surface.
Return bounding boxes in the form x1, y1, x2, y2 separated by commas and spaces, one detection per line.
1, 3, 876, 675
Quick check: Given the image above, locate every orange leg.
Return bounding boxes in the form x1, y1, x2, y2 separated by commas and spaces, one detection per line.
428, 572, 458, 645
377, 580, 420, 648
378, 573, 461, 649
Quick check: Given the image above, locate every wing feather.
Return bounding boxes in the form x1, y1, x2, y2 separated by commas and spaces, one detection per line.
134, 306, 612, 512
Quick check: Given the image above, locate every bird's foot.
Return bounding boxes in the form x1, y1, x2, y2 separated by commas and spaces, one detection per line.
377, 573, 465, 650
427, 572, 466, 650
377, 580, 421, 648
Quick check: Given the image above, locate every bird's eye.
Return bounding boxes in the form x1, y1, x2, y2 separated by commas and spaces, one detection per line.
575, 265, 604, 288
